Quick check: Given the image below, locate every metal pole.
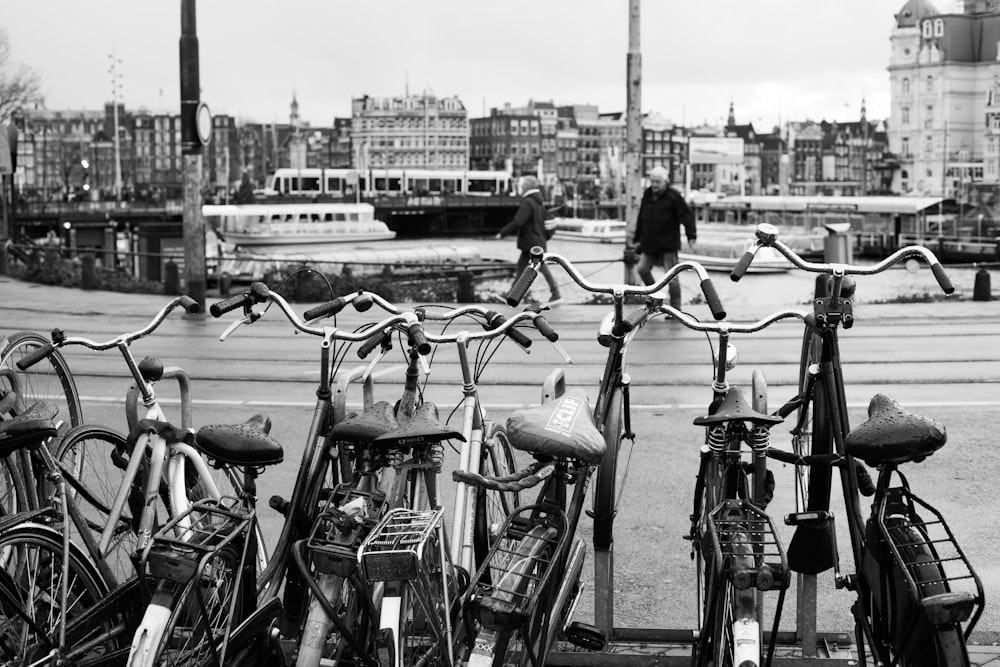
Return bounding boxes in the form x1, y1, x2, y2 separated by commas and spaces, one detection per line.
623, 0, 641, 285
180, 0, 206, 310
110, 50, 123, 202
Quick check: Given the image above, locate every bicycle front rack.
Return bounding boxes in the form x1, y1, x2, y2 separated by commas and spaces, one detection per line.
876, 486, 984, 633
306, 482, 386, 577
467, 503, 569, 632
707, 499, 790, 592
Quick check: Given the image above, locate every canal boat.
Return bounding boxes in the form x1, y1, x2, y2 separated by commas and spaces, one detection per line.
202, 202, 396, 250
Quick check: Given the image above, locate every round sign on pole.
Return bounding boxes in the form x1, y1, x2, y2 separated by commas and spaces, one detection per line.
196, 102, 212, 146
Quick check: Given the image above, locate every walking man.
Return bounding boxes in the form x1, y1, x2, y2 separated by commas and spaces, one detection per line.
632, 166, 696, 309
496, 175, 562, 305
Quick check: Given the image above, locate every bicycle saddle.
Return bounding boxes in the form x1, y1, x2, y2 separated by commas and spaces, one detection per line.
196, 415, 284, 467
374, 402, 465, 449
693, 387, 783, 426
330, 401, 398, 443
0, 400, 58, 456
845, 394, 946, 466
506, 388, 605, 464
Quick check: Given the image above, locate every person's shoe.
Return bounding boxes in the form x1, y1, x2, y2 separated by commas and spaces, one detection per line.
546, 295, 563, 307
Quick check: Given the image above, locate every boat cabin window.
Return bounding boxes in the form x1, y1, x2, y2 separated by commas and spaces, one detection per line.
302, 177, 320, 192
326, 177, 343, 194
429, 178, 441, 191
442, 179, 457, 194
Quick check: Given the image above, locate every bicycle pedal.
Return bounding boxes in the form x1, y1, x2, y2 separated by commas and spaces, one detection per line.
564, 622, 605, 651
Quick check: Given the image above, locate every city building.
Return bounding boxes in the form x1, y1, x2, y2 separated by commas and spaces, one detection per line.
351, 92, 469, 170
888, 0, 1000, 199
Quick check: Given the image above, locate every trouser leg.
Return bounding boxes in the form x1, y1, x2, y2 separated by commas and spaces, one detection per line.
636, 253, 657, 286
539, 262, 560, 299
663, 251, 681, 307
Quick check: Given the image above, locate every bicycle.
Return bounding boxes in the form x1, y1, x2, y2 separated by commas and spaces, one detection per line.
293, 291, 560, 666
0, 295, 244, 665
451, 246, 725, 666
733, 223, 984, 666
127, 285, 547, 666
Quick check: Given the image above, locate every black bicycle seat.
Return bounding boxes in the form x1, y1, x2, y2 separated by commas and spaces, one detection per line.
845, 394, 946, 466
0, 400, 58, 457
330, 401, 398, 443
196, 415, 284, 467
374, 402, 465, 448
693, 387, 783, 427
506, 388, 606, 464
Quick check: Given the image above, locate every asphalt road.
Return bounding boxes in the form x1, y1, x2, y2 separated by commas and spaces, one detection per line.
2, 271, 1000, 647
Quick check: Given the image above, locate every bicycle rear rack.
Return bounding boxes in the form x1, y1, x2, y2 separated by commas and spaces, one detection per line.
142, 497, 251, 586
876, 486, 984, 633
467, 503, 569, 632
707, 499, 790, 591
306, 481, 386, 577
359, 507, 444, 582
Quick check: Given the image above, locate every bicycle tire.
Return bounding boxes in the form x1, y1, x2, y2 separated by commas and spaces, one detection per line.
135, 544, 245, 667
875, 518, 970, 667
55, 423, 142, 585
1, 331, 83, 429
474, 421, 520, 582
592, 385, 624, 549
0, 522, 119, 665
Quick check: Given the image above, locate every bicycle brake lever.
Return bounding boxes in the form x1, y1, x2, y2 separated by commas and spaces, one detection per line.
552, 341, 573, 365
219, 314, 256, 342
361, 347, 388, 382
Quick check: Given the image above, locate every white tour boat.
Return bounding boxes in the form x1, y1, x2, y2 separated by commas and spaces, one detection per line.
202, 202, 396, 250
549, 218, 791, 273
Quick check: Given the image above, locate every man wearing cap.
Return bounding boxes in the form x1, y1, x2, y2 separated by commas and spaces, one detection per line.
496, 175, 562, 305
632, 166, 696, 309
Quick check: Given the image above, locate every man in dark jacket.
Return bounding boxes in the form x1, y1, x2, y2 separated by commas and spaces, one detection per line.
496, 175, 562, 305
632, 166, 696, 309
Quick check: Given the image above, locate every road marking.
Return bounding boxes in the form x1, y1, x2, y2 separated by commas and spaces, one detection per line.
77, 396, 1000, 410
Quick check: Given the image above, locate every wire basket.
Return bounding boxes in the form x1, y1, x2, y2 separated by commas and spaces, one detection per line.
306, 481, 386, 576
707, 498, 789, 592
467, 504, 567, 632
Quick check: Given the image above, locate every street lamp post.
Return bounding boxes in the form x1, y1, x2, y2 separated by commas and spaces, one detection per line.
108, 50, 124, 202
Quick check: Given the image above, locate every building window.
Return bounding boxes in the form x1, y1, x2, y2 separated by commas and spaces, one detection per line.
902, 107, 910, 125
934, 18, 944, 37
922, 20, 933, 37
926, 76, 934, 92
902, 77, 910, 94
902, 137, 909, 156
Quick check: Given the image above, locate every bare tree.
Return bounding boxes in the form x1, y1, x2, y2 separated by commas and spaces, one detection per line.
0, 26, 42, 123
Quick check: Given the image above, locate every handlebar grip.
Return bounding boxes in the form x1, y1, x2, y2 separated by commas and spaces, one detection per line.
303, 296, 349, 321
700, 278, 726, 320
855, 461, 875, 497
178, 296, 201, 314
407, 322, 432, 356
612, 308, 645, 337
505, 267, 537, 307
730, 249, 756, 282
209, 293, 247, 318
506, 326, 533, 349
930, 262, 955, 295
357, 328, 390, 359
485, 311, 533, 348
15, 342, 55, 371
532, 314, 558, 342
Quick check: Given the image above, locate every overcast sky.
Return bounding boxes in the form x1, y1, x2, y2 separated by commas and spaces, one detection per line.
4, 0, 945, 131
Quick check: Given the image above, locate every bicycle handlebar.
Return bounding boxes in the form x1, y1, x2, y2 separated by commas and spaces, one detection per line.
654, 305, 807, 335
505, 246, 726, 320
730, 223, 955, 295
16, 296, 201, 371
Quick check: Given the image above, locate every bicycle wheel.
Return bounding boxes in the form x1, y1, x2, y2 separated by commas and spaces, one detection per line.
878, 518, 970, 667
0, 522, 119, 664
474, 422, 520, 582
55, 424, 142, 586
1, 331, 83, 429
141, 544, 244, 667
592, 386, 624, 550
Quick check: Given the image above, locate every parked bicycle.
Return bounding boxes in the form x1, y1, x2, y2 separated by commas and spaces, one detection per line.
452, 246, 726, 666
0, 295, 225, 665
734, 223, 984, 666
